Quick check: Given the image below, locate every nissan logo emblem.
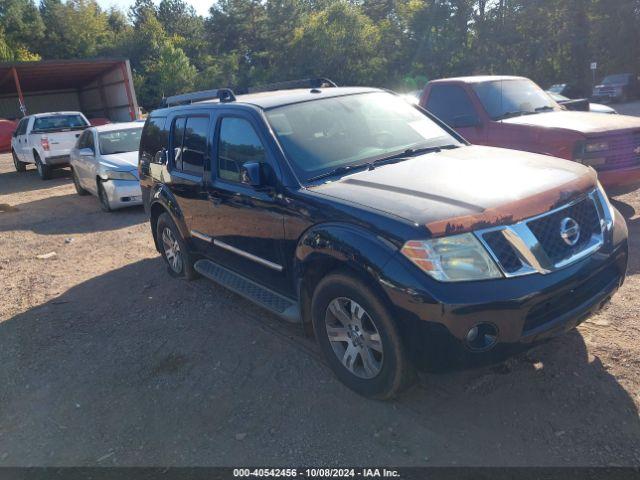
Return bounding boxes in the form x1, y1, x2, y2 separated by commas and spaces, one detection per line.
560, 217, 581, 246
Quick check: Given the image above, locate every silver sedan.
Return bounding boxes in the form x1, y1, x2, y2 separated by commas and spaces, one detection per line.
69, 122, 143, 211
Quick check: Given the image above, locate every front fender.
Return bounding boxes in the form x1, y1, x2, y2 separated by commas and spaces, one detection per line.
294, 223, 398, 290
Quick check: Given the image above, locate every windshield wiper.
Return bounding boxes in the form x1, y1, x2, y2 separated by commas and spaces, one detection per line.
369, 144, 459, 168
535, 105, 555, 112
306, 163, 370, 183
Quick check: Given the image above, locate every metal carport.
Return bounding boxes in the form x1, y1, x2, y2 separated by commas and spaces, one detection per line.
0, 58, 139, 122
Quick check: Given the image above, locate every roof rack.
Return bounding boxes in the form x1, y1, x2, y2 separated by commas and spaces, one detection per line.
247, 77, 338, 93
164, 88, 236, 107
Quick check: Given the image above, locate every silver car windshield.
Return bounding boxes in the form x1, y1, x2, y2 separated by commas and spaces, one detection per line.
99, 128, 143, 155
265, 92, 460, 182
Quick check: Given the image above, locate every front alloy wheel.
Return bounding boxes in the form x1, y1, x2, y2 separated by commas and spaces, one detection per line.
325, 297, 383, 379
311, 272, 415, 399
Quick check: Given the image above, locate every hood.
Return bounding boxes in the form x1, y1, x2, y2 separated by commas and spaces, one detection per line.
502, 110, 640, 134
100, 151, 139, 170
309, 145, 597, 237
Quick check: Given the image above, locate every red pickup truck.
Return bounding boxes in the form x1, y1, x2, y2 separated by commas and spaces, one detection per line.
419, 76, 640, 195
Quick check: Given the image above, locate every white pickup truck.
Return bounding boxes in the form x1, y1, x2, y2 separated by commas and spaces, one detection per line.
11, 111, 90, 180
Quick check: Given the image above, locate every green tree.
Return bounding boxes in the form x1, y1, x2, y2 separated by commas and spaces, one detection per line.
288, 1, 385, 85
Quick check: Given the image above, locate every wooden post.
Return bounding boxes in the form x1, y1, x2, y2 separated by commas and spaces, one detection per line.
11, 67, 26, 116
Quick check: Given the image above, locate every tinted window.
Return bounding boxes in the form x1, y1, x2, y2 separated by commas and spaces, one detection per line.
172, 117, 186, 170
78, 130, 93, 150
602, 74, 631, 85
16, 118, 28, 135
181, 117, 209, 176
218, 117, 267, 183
140, 116, 167, 164
99, 128, 142, 155
33, 114, 88, 132
426, 85, 478, 126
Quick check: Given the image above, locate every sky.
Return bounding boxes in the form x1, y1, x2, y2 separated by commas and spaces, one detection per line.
96, 0, 212, 17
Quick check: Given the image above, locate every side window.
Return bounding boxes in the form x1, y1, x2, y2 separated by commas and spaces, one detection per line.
16, 118, 28, 135
140, 116, 168, 164
217, 117, 267, 183
182, 117, 209, 176
86, 131, 95, 151
171, 117, 186, 171
77, 131, 89, 149
426, 85, 478, 127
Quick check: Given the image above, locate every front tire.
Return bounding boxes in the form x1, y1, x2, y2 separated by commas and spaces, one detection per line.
12, 150, 27, 172
34, 153, 51, 180
156, 212, 197, 280
97, 181, 112, 212
311, 272, 415, 399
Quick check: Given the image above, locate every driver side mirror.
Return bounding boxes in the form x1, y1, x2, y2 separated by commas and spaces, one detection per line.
451, 114, 482, 128
240, 162, 263, 187
79, 148, 94, 157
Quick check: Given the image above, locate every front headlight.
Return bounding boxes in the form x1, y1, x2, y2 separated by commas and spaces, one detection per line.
103, 170, 138, 181
585, 141, 609, 153
400, 233, 502, 282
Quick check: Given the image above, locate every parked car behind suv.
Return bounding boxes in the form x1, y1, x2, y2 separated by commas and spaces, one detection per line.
70, 122, 143, 212
419, 76, 640, 195
140, 85, 628, 398
592, 73, 639, 103
11, 111, 90, 179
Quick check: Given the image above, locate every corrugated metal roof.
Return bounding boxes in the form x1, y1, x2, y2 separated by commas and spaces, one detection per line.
0, 58, 127, 95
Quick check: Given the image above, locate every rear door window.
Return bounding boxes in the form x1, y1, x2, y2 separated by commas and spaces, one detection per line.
426, 85, 478, 126
171, 116, 209, 177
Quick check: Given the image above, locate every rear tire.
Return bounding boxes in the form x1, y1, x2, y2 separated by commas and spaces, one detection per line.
156, 212, 197, 280
71, 168, 89, 196
12, 150, 27, 172
34, 153, 51, 180
311, 272, 415, 399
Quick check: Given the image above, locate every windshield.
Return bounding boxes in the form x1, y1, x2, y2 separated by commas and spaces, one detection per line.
602, 74, 630, 85
32, 114, 88, 132
472, 79, 558, 120
98, 127, 143, 155
265, 92, 460, 182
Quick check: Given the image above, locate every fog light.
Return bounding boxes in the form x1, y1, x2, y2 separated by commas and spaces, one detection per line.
465, 323, 498, 352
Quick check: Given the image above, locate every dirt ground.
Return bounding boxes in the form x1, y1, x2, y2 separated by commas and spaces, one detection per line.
0, 151, 639, 467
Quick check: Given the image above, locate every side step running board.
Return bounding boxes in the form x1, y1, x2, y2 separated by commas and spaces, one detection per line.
194, 259, 301, 323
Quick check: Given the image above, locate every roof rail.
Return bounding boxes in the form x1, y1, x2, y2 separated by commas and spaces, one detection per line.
247, 77, 338, 93
164, 88, 236, 107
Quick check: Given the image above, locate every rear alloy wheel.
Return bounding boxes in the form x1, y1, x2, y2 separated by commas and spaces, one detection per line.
12, 150, 26, 172
34, 153, 51, 180
312, 272, 415, 399
156, 212, 197, 280
97, 182, 112, 212
72, 168, 89, 196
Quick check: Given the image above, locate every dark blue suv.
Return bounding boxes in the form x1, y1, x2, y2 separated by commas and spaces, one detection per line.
139, 84, 628, 398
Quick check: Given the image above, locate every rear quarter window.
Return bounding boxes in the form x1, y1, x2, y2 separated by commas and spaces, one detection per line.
140, 116, 168, 163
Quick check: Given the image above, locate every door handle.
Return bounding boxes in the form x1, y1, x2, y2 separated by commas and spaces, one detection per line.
208, 193, 222, 206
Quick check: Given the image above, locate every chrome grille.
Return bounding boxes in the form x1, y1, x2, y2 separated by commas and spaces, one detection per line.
527, 197, 600, 264
477, 189, 612, 277
588, 132, 640, 171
